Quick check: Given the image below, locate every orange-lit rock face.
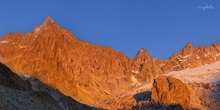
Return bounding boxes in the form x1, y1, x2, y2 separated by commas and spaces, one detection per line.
0, 17, 220, 109
161, 43, 220, 73
151, 76, 190, 109
0, 17, 140, 109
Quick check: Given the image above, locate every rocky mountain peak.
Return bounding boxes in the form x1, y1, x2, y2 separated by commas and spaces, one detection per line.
33, 16, 59, 33
131, 48, 158, 76
183, 42, 193, 51
44, 16, 55, 24
181, 42, 193, 56
135, 48, 152, 60
185, 42, 193, 48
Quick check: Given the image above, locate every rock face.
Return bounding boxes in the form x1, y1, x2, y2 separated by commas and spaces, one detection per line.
0, 16, 161, 109
0, 62, 32, 91
151, 76, 190, 109
132, 48, 165, 84
159, 61, 220, 110
25, 77, 101, 110
162, 42, 220, 73
0, 62, 61, 110
0, 16, 220, 109
0, 62, 100, 110
188, 83, 220, 110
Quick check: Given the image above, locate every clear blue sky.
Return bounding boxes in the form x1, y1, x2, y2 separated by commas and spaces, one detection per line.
0, 0, 220, 59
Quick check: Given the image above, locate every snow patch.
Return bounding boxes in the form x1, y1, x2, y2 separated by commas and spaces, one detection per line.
160, 60, 168, 67
19, 45, 27, 48
35, 28, 40, 32
122, 82, 152, 97
196, 54, 200, 59
173, 65, 180, 68
137, 82, 152, 90
216, 53, 220, 57
131, 76, 141, 86
0, 41, 9, 43
183, 54, 191, 59
165, 61, 220, 84
132, 70, 140, 74
179, 59, 184, 62
204, 54, 208, 57
24, 75, 31, 78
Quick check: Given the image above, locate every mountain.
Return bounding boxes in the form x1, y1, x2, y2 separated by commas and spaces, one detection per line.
0, 16, 220, 109
162, 42, 220, 73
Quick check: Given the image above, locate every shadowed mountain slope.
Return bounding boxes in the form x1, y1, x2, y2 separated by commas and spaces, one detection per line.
0, 62, 101, 110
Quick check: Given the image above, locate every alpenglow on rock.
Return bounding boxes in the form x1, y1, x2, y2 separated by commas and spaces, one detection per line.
1, 16, 220, 109
151, 76, 190, 109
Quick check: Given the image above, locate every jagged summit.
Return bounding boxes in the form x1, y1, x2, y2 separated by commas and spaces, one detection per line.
44, 16, 55, 24
133, 48, 153, 67
184, 42, 193, 49
33, 16, 59, 33
137, 48, 149, 55
135, 48, 152, 59
181, 42, 193, 56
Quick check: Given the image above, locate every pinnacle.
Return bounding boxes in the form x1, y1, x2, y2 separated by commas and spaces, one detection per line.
182, 42, 193, 50
181, 42, 193, 55
44, 16, 55, 24
33, 16, 57, 33
135, 48, 152, 59
185, 42, 193, 48
138, 48, 148, 54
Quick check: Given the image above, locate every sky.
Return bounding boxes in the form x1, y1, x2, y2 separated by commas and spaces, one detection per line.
0, 0, 220, 59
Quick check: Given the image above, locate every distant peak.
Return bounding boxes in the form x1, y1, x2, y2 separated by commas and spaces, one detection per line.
181, 42, 193, 56
135, 48, 152, 59
33, 16, 58, 33
138, 48, 149, 55
185, 42, 193, 48
44, 16, 55, 24
182, 42, 193, 50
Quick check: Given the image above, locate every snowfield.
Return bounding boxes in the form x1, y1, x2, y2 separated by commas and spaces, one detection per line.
124, 61, 220, 97
165, 61, 220, 84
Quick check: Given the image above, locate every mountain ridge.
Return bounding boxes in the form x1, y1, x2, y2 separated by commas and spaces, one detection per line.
0, 16, 220, 109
